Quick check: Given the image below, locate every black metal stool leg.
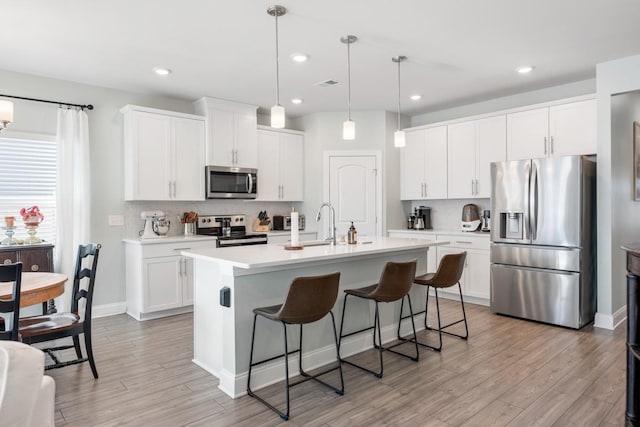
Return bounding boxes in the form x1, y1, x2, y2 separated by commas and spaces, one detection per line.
329, 311, 345, 395
246, 315, 291, 421
386, 295, 419, 361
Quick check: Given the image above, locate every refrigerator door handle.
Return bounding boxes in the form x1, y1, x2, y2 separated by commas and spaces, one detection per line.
530, 162, 538, 241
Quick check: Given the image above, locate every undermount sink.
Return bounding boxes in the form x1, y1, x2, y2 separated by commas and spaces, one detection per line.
301, 240, 332, 247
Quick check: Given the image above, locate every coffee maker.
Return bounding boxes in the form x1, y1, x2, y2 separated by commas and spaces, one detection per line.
412, 206, 432, 230
481, 210, 491, 232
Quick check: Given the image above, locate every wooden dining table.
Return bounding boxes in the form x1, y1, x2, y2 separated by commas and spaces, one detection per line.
0, 272, 67, 312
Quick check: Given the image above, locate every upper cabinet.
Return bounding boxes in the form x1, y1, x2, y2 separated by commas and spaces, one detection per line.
401, 126, 448, 200
448, 115, 506, 199
507, 99, 596, 160
193, 97, 258, 169
121, 105, 205, 201
257, 127, 304, 201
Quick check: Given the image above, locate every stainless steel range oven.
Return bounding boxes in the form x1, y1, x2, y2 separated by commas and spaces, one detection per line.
197, 214, 268, 247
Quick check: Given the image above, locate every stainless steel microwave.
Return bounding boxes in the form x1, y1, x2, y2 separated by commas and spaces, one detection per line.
205, 166, 257, 199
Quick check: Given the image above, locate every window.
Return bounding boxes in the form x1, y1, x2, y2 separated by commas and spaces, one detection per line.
0, 135, 57, 244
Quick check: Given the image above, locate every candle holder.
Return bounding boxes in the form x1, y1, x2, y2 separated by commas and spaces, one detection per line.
24, 224, 42, 244
1, 226, 17, 245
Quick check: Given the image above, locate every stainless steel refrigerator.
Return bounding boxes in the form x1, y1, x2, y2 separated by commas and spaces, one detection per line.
490, 155, 596, 329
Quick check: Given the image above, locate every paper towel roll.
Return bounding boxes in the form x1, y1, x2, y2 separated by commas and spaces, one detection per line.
291, 211, 299, 247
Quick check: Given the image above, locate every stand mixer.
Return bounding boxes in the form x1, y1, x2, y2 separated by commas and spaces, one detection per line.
140, 211, 170, 239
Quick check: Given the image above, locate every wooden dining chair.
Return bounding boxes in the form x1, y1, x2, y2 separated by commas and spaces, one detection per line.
0, 262, 22, 341
19, 243, 101, 378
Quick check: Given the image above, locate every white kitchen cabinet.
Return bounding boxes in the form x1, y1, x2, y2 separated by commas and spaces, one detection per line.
257, 127, 304, 201
388, 230, 490, 304
436, 235, 490, 301
400, 126, 448, 200
124, 239, 216, 320
122, 106, 206, 201
548, 99, 597, 157
387, 230, 438, 271
448, 115, 506, 199
194, 97, 258, 169
507, 99, 596, 160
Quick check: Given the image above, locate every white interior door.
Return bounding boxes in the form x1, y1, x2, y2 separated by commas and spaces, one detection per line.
327, 154, 379, 238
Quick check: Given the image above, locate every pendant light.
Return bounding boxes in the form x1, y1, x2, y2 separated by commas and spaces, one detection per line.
341, 35, 357, 140
392, 56, 407, 148
267, 5, 286, 128
0, 100, 13, 131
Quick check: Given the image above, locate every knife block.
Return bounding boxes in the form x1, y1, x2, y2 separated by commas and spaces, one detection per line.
252, 219, 270, 232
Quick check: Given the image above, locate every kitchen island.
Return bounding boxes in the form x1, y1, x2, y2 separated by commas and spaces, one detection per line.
182, 237, 447, 398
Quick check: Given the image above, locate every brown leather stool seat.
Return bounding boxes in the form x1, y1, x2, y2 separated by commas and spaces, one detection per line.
397, 252, 468, 352
247, 272, 344, 421
338, 260, 419, 379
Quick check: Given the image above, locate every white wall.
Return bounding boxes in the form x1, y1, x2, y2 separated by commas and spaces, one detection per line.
0, 69, 197, 310
595, 54, 640, 329
292, 110, 407, 238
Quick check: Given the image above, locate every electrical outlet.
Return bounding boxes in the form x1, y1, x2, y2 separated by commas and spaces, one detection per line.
108, 215, 124, 226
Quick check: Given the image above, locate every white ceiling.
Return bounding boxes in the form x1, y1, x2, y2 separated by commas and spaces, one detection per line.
2, 0, 640, 117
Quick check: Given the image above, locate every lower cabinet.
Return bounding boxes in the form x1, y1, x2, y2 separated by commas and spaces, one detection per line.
124, 239, 215, 320
388, 231, 490, 304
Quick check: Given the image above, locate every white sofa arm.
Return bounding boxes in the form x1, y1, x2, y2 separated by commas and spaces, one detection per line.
0, 341, 56, 427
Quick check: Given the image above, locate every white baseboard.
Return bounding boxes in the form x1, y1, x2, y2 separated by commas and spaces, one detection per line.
594, 306, 627, 330
92, 302, 127, 318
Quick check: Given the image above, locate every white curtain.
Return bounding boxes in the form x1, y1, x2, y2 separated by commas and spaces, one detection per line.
54, 108, 90, 309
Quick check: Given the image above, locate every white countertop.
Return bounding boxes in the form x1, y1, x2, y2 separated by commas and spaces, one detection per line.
182, 236, 447, 269
388, 229, 491, 238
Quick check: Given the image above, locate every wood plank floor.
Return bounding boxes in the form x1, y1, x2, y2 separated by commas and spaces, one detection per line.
44, 300, 628, 426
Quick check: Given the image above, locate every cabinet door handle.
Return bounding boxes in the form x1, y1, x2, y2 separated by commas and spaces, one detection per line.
550, 136, 554, 154
182, 258, 187, 278
281, 185, 284, 199
544, 137, 548, 156
456, 241, 473, 244
173, 247, 191, 251
173, 181, 177, 198
471, 180, 474, 195
424, 183, 427, 198
31, 264, 40, 272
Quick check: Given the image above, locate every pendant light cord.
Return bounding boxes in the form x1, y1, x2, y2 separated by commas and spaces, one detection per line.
397, 59, 401, 131
275, 12, 280, 106
347, 40, 352, 121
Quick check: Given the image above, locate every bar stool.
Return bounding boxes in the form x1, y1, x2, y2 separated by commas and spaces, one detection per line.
247, 272, 344, 421
397, 252, 468, 352
338, 260, 418, 378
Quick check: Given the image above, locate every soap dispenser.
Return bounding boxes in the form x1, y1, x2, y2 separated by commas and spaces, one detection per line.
347, 221, 357, 244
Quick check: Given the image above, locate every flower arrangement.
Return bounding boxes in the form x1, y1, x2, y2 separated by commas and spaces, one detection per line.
20, 205, 44, 226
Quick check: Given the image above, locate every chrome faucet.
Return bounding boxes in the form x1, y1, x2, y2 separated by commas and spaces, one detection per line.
316, 202, 336, 245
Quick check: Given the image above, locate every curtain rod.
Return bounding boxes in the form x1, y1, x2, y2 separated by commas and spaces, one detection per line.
0, 94, 93, 110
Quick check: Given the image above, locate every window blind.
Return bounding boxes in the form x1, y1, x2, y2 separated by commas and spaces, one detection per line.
0, 136, 57, 244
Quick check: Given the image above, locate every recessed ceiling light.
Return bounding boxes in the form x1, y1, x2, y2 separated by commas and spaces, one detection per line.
153, 67, 172, 76
516, 65, 534, 74
409, 94, 422, 101
290, 53, 309, 63
291, 98, 303, 104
